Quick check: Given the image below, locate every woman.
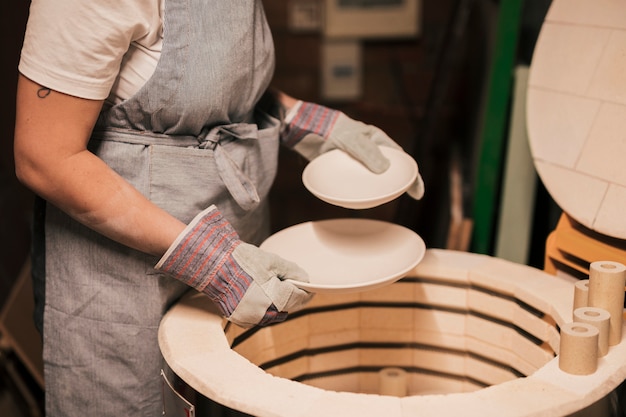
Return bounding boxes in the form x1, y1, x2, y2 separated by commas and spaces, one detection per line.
14, 0, 423, 415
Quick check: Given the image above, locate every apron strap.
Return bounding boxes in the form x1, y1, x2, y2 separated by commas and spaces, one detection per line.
93, 122, 264, 212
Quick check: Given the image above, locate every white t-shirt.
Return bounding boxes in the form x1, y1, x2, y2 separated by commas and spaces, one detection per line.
19, 0, 164, 105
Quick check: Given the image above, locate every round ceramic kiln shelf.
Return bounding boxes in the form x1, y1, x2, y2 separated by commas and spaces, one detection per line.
158, 249, 626, 417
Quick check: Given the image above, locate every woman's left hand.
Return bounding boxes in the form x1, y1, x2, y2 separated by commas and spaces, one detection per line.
280, 100, 424, 200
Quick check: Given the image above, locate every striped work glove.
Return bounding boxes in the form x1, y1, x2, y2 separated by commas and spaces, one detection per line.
155, 205, 312, 328
281, 100, 424, 200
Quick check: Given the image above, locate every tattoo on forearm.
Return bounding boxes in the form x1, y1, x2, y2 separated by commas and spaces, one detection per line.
37, 87, 51, 98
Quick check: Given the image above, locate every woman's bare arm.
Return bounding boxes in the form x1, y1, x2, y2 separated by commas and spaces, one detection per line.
14, 74, 185, 256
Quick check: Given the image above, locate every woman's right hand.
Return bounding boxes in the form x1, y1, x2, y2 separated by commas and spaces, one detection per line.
155, 205, 313, 327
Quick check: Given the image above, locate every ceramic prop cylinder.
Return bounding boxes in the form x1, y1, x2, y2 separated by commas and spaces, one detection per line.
559, 322, 599, 375
573, 307, 610, 357
573, 280, 589, 313
588, 261, 626, 346
379, 367, 408, 397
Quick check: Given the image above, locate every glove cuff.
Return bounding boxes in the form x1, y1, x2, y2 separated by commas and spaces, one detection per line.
281, 101, 340, 148
284, 100, 303, 123
155, 205, 241, 291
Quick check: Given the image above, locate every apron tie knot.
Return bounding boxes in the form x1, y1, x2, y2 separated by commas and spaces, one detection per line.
198, 123, 261, 211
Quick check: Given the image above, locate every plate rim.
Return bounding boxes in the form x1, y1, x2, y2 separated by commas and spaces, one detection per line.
301, 146, 418, 209
261, 218, 426, 293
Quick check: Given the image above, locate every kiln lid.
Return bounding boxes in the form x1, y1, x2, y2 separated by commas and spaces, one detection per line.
527, 0, 626, 239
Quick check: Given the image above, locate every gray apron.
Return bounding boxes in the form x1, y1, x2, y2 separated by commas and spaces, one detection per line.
40, 0, 278, 415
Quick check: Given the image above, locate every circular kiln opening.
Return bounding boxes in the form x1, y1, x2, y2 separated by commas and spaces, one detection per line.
226, 275, 559, 396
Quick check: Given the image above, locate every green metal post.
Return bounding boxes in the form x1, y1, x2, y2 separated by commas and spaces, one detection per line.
471, 0, 525, 254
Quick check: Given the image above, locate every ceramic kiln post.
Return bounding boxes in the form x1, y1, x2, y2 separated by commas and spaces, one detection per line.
573, 307, 611, 357
572, 279, 589, 313
559, 322, 599, 375
588, 261, 626, 346
378, 367, 408, 397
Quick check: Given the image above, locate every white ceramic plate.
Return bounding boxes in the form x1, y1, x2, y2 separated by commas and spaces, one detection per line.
260, 218, 426, 293
302, 146, 418, 209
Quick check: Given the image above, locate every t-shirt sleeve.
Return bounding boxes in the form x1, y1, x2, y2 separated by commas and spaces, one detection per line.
18, 0, 161, 100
